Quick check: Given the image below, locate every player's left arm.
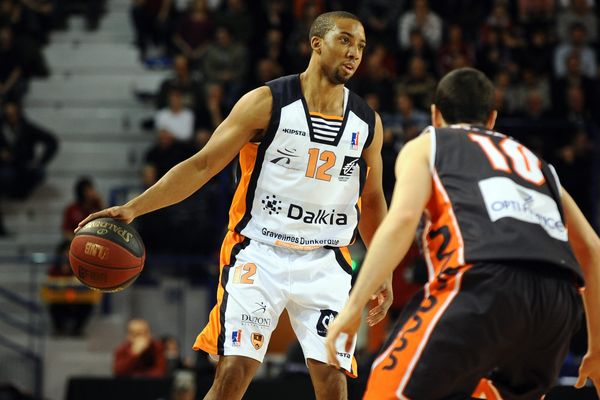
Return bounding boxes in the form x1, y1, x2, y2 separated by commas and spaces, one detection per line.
327, 132, 433, 367
358, 112, 392, 326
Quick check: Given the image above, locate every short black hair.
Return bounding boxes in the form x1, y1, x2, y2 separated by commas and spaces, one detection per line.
433, 68, 495, 125
308, 11, 361, 40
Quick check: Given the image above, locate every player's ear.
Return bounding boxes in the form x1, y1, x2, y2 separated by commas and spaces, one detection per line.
486, 110, 498, 130
310, 36, 322, 54
431, 104, 444, 128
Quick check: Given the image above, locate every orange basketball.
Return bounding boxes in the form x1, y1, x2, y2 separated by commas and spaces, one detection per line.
69, 218, 145, 292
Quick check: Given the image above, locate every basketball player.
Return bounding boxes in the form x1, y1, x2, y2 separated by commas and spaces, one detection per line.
78, 11, 392, 399
326, 68, 600, 399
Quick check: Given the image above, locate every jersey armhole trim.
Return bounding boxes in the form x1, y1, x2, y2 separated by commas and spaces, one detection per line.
548, 164, 562, 197
427, 126, 436, 173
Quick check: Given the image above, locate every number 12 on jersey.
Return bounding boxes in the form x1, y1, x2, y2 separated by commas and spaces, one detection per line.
469, 134, 545, 185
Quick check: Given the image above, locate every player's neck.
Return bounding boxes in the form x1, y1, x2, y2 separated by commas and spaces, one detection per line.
299, 67, 345, 116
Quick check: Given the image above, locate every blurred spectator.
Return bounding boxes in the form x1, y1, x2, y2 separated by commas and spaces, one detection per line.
437, 24, 474, 76
131, 0, 176, 60
255, 0, 293, 44
286, 0, 319, 67
251, 57, 283, 89
203, 83, 226, 128
397, 29, 437, 75
381, 92, 429, 146
145, 128, 190, 179
161, 335, 190, 376
554, 23, 597, 78
398, 0, 442, 50
156, 54, 203, 111
113, 318, 166, 377
62, 176, 104, 240
171, 0, 213, 66
214, 0, 254, 44
552, 51, 597, 113
432, 0, 490, 41
169, 370, 197, 400
517, 0, 555, 25
255, 29, 286, 70
563, 84, 592, 125
396, 56, 437, 111
494, 69, 520, 115
514, 68, 552, 115
42, 240, 99, 336
0, 26, 26, 103
351, 43, 395, 110
202, 26, 248, 108
552, 129, 594, 218
518, 28, 554, 76
286, 34, 312, 74
0, 102, 58, 200
155, 88, 194, 142
557, 0, 597, 43
357, 0, 402, 46
476, 28, 513, 77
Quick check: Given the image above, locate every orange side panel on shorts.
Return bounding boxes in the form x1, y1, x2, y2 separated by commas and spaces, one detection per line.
193, 231, 246, 354
472, 378, 504, 399
228, 143, 259, 231
423, 172, 465, 277
340, 246, 352, 266
364, 264, 472, 400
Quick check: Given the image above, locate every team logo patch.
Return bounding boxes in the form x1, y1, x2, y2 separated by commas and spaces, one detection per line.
316, 309, 338, 337
232, 330, 242, 347
269, 147, 299, 167
253, 301, 267, 314
338, 156, 359, 181
262, 195, 282, 215
251, 332, 264, 350
350, 131, 360, 150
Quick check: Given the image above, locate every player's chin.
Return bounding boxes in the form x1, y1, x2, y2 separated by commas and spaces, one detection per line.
333, 70, 352, 84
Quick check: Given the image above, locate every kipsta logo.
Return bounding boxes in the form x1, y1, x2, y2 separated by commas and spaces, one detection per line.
316, 309, 338, 337
262, 195, 282, 215
270, 147, 298, 166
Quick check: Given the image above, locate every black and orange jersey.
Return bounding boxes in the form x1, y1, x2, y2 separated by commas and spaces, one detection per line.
423, 124, 582, 283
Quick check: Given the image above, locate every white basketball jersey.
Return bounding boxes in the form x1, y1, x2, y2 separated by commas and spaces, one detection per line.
227, 75, 376, 249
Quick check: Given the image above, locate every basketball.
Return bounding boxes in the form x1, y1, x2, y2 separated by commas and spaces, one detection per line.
69, 218, 145, 292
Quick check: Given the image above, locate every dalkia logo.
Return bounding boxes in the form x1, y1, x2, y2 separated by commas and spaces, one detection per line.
282, 128, 307, 136
287, 204, 348, 225
316, 309, 338, 337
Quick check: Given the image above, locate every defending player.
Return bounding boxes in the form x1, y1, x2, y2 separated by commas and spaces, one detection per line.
326, 67, 600, 399
78, 11, 392, 400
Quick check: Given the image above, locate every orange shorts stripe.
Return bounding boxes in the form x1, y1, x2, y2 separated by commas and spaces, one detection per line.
364, 265, 472, 400
193, 231, 247, 354
472, 379, 504, 399
228, 143, 259, 231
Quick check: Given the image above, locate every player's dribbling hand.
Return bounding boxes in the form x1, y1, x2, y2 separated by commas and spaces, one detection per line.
575, 351, 600, 397
367, 279, 393, 326
75, 206, 136, 234
325, 306, 361, 369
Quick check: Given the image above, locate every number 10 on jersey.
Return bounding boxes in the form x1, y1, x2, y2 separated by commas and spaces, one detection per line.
469, 134, 545, 185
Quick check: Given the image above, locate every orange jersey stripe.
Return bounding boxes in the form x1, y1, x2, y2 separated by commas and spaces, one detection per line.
309, 111, 344, 121
472, 379, 504, 399
228, 143, 259, 231
193, 231, 246, 354
423, 171, 465, 278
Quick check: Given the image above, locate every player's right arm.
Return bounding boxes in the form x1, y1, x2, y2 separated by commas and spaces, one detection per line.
76, 86, 272, 229
565, 190, 600, 396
